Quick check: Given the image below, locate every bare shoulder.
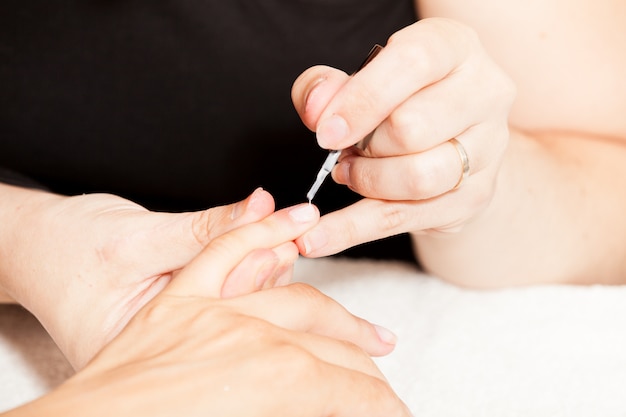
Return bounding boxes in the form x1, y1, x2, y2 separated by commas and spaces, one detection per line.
415, 0, 626, 140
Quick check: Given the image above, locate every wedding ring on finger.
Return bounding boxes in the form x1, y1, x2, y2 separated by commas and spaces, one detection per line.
449, 138, 470, 190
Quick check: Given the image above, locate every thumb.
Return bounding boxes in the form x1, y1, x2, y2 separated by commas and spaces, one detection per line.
291, 65, 350, 135
163, 203, 320, 298
128, 188, 276, 275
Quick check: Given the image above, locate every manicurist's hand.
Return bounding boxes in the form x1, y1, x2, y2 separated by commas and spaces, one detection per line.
6, 201, 409, 417
291, 17, 515, 257
0, 184, 313, 369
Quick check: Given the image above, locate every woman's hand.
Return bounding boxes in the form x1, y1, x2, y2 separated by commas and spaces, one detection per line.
291, 17, 515, 257
0, 185, 317, 369
9, 199, 408, 417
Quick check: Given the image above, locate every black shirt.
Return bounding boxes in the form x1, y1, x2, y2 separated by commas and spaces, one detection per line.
1, 0, 417, 260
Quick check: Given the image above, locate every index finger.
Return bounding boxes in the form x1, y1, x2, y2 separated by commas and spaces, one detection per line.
316, 19, 472, 150
295, 195, 465, 258
164, 203, 320, 298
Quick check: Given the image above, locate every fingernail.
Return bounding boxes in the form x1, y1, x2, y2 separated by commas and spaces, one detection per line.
316, 114, 349, 148
288, 204, 317, 223
301, 228, 328, 255
373, 324, 397, 345
247, 187, 265, 209
334, 161, 351, 186
304, 76, 327, 114
255, 258, 279, 289
272, 263, 293, 288
231, 187, 264, 220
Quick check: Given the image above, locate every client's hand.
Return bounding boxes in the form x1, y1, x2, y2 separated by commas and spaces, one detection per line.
9, 200, 409, 417
0, 186, 314, 369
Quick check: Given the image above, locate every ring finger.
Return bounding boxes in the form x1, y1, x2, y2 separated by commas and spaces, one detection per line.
334, 131, 482, 200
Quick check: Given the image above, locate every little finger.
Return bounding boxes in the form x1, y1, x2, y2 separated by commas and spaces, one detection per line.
228, 283, 397, 357
267, 347, 412, 417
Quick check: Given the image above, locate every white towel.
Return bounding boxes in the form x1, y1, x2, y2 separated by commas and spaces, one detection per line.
2, 256, 626, 416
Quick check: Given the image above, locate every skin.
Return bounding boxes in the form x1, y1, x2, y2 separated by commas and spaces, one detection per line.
2, 202, 408, 417
0, 185, 306, 369
292, 0, 626, 287
2, 0, 625, 414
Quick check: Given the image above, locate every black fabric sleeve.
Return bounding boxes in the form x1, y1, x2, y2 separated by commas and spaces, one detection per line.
0, 166, 49, 190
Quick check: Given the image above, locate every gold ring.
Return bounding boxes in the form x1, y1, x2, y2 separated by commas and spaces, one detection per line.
449, 138, 470, 190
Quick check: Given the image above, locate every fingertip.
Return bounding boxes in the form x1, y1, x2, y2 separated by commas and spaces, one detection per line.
230, 188, 276, 223
294, 236, 308, 256
316, 114, 350, 149
272, 265, 293, 288
331, 160, 351, 186
287, 203, 320, 224
292, 66, 350, 134
246, 187, 275, 216
297, 227, 328, 257
264, 242, 299, 289
303, 75, 328, 116
374, 324, 397, 344
264, 261, 294, 290
292, 67, 329, 130
223, 259, 272, 299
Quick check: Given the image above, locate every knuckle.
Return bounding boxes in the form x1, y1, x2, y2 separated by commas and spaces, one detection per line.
272, 343, 324, 381
190, 209, 217, 246
456, 21, 481, 46
206, 232, 246, 258
342, 217, 363, 246
339, 338, 373, 365
213, 311, 281, 346
283, 282, 344, 327
237, 315, 275, 341
379, 202, 410, 233
403, 41, 439, 76
349, 83, 382, 118
288, 283, 327, 309
500, 73, 517, 104
485, 67, 517, 113
469, 177, 496, 209
388, 19, 458, 74
369, 376, 395, 398
387, 107, 424, 146
371, 380, 407, 412
405, 158, 442, 198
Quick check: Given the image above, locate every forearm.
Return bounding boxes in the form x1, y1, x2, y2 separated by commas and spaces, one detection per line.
0, 290, 14, 303
415, 128, 626, 287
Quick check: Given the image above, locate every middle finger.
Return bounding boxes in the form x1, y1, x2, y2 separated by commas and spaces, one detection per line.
363, 61, 511, 158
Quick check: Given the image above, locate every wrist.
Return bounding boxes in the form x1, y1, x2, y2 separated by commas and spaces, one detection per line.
0, 379, 83, 417
0, 182, 62, 305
